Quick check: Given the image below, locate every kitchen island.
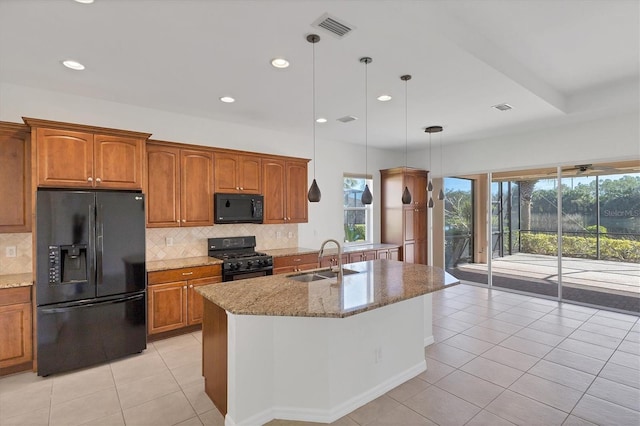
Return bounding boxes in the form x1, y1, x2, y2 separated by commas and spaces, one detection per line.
197, 259, 459, 426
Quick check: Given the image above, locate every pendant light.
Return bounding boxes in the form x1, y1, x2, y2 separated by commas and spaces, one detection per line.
401, 74, 412, 205
425, 125, 443, 207
307, 34, 321, 203
360, 57, 373, 205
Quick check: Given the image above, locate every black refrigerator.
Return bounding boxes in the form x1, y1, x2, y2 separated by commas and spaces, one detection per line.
36, 190, 147, 376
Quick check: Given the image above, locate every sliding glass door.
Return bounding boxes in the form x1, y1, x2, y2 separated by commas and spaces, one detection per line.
444, 177, 488, 284
491, 176, 559, 298
561, 169, 640, 312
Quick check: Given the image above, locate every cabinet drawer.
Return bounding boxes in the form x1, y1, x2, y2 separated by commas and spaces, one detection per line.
0, 287, 31, 307
148, 265, 222, 285
273, 253, 318, 268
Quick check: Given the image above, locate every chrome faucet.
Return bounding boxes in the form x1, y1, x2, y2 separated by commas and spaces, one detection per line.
318, 239, 343, 279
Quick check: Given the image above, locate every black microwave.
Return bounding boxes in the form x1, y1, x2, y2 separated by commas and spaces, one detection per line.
214, 193, 264, 224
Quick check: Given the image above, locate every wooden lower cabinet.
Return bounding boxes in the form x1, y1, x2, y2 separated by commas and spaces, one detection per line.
349, 250, 377, 263
0, 287, 32, 373
319, 254, 349, 268
273, 253, 319, 274
377, 247, 401, 260
147, 265, 222, 335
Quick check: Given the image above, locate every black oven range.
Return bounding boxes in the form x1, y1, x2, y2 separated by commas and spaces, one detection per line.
208, 236, 273, 281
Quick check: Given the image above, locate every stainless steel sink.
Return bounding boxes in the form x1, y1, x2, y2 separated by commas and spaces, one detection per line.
315, 269, 359, 279
288, 268, 359, 283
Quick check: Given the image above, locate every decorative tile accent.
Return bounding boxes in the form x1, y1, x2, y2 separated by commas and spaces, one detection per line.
145, 224, 298, 261
0, 232, 32, 274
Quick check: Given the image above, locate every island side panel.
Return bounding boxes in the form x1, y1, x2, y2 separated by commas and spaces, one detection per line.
424, 293, 434, 346
203, 300, 228, 416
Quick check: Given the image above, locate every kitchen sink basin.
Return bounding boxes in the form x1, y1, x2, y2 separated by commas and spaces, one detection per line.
315, 269, 359, 279
288, 268, 360, 283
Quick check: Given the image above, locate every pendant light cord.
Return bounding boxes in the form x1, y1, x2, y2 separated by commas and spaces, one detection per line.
312, 39, 316, 179
404, 78, 408, 170
365, 60, 368, 177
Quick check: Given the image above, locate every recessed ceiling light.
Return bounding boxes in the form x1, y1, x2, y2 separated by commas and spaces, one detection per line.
316, 117, 327, 123
74, 0, 94, 3
271, 58, 290, 69
62, 60, 85, 70
219, 96, 235, 103
492, 103, 513, 111
377, 95, 392, 102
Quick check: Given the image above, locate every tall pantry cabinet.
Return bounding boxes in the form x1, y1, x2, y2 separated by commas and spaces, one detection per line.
380, 167, 428, 264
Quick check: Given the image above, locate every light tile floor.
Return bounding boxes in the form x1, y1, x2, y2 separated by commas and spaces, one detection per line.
1, 283, 638, 426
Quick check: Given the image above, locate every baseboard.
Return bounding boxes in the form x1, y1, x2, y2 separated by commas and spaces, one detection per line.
271, 360, 427, 424
424, 335, 435, 347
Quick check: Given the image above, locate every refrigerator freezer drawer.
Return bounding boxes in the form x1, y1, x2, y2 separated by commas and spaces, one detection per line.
37, 292, 146, 376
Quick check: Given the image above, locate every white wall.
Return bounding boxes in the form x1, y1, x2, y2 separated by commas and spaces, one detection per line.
0, 83, 404, 248
410, 112, 640, 178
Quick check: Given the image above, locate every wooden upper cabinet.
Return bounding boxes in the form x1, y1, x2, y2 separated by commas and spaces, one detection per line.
181, 149, 214, 226
214, 153, 261, 194
0, 123, 31, 233
24, 118, 150, 190
262, 158, 286, 223
146, 142, 213, 228
147, 144, 181, 227
262, 158, 309, 224
285, 160, 308, 223
35, 128, 94, 188
94, 135, 144, 189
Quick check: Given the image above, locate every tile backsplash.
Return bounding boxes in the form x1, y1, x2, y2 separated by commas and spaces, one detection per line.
0, 225, 298, 274
146, 224, 298, 261
0, 233, 32, 274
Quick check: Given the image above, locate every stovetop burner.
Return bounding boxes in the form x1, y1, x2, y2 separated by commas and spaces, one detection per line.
221, 251, 268, 260
208, 236, 273, 279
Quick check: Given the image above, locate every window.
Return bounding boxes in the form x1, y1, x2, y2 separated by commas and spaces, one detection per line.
343, 175, 373, 244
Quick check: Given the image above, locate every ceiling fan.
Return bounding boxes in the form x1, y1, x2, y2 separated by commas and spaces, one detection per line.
560, 163, 627, 176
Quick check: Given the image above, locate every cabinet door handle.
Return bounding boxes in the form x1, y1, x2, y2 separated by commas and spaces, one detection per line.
240, 187, 243, 190
236, 187, 240, 190
183, 285, 187, 289
182, 272, 194, 276
87, 177, 93, 182
189, 284, 194, 288
177, 220, 180, 223
294, 258, 301, 262
96, 177, 102, 183
182, 219, 186, 223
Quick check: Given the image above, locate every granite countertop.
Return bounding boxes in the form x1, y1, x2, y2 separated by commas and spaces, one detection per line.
196, 259, 459, 318
263, 243, 400, 258
0, 273, 33, 289
147, 256, 223, 272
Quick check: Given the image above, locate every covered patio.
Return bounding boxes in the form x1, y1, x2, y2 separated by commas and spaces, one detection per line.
450, 253, 640, 313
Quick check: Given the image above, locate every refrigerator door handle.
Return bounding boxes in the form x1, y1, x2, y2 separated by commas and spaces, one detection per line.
89, 202, 97, 287
39, 293, 145, 313
96, 202, 104, 287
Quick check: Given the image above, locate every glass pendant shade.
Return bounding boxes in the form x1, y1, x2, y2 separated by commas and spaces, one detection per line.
402, 186, 412, 204
428, 196, 434, 208
438, 188, 445, 200
308, 178, 321, 202
427, 180, 433, 192
361, 184, 373, 205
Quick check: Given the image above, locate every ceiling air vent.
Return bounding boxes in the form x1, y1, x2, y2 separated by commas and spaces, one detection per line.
492, 103, 513, 111
337, 115, 358, 123
312, 13, 354, 38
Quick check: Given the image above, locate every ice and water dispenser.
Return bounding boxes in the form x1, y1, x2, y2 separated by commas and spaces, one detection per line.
48, 244, 88, 284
